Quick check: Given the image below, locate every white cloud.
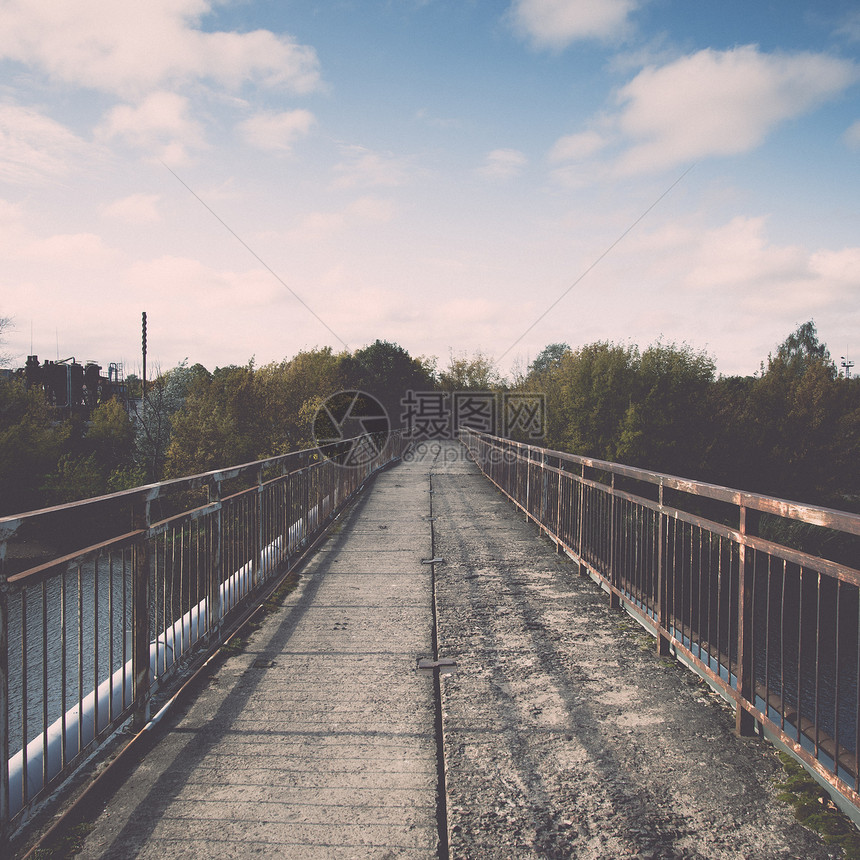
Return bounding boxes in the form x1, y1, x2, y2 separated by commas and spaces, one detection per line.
810, 246, 860, 284
97, 92, 206, 164
102, 193, 162, 224
286, 196, 396, 243
613, 46, 857, 174
0, 226, 119, 268
238, 109, 315, 152
684, 216, 810, 292
844, 119, 860, 148
0, 0, 321, 96
0, 103, 94, 184
124, 255, 285, 309
478, 148, 528, 179
835, 9, 860, 42
549, 130, 607, 162
599, 213, 860, 369
509, 0, 637, 49
330, 145, 410, 189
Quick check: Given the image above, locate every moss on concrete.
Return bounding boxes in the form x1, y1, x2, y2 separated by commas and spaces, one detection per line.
775, 752, 860, 858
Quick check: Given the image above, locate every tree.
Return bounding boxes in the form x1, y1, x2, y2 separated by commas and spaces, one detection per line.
346, 340, 436, 429
0, 316, 12, 367
164, 363, 258, 477
135, 361, 210, 481
0, 378, 70, 514
253, 347, 349, 452
528, 342, 571, 378
740, 322, 842, 503
550, 341, 638, 460
771, 320, 833, 376
438, 348, 503, 392
615, 342, 716, 476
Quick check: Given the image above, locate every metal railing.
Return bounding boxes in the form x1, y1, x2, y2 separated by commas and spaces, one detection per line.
0, 432, 404, 838
461, 428, 860, 814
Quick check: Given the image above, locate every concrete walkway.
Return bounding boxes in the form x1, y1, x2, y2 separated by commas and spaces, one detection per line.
77, 457, 439, 859
72, 441, 837, 860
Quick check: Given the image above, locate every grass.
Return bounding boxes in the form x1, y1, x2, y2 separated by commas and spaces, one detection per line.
615, 617, 660, 654
775, 752, 860, 858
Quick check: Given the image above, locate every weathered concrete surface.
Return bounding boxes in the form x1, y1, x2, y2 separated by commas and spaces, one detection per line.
428, 441, 838, 859
75, 459, 440, 859
70, 441, 841, 859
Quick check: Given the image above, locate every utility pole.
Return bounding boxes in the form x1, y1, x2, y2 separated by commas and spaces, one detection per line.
142, 311, 147, 398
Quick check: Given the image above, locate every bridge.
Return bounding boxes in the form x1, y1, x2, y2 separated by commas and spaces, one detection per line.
1, 433, 859, 857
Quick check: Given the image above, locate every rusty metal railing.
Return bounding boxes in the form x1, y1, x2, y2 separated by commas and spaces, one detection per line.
460, 428, 860, 814
0, 432, 404, 838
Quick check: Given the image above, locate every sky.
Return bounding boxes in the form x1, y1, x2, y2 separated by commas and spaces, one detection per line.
1, 0, 859, 380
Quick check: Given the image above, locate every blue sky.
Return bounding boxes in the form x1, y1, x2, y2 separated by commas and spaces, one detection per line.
1, 0, 859, 378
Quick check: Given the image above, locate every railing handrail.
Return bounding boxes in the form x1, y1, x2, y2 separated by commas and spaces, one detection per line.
0, 436, 361, 540
466, 430, 860, 534
460, 427, 860, 819
0, 431, 404, 841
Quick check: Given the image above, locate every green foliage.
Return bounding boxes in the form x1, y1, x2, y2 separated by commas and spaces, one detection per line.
527, 342, 571, 378
0, 379, 70, 513
346, 339, 436, 428
439, 348, 502, 392
136, 361, 211, 481
616, 341, 716, 476
775, 752, 860, 858
521, 321, 858, 511
165, 343, 435, 477
706, 321, 856, 506
2, 320, 858, 515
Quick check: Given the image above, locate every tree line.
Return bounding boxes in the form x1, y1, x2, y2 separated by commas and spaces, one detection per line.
518, 322, 860, 514
1, 323, 858, 517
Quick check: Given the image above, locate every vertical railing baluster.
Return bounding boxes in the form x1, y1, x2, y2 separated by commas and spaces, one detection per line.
60, 566, 67, 766
41, 579, 47, 790
132, 498, 152, 731
736, 505, 756, 735
813, 571, 822, 760
797, 567, 804, 745
0, 548, 7, 838
834, 580, 842, 776
20, 589, 27, 807
208, 477, 223, 645
93, 555, 99, 741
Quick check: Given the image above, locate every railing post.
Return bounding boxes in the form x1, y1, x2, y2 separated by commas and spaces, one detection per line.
609, 474, 621, 609
132, 496, 152, 731
736, 504, 756, 736
0, 543, 9, 841
524, 448, 531, 522
555, 465, 563, 553
656, 482, 671, 656
256, 465, 264, 586
541, 451, 549, 528
208, 477, 223, 644
577, 467, 586, 575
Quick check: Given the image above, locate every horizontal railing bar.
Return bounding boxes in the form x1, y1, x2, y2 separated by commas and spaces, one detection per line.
0, 440, 351, 540
477, 434, 860, 534
148, 502, 222, 534
7, 530, 146, 586
1, 432, 405, 840
461, 428, 860, 817
530, 453, 860, 589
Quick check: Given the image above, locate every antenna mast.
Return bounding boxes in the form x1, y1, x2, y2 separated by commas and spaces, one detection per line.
142, 311, 147, 397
